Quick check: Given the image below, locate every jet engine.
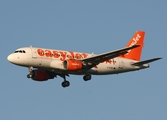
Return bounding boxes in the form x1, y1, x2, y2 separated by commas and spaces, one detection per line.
31, 70, 54, 81
63, 59, 83, 71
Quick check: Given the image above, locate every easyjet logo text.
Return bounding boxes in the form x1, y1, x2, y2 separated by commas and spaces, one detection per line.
130, 34, 141, 46
127, 33, 141, 54
37, 49, 88, 61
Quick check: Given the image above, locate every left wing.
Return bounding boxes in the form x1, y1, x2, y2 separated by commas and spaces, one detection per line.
82, 44, 140, 68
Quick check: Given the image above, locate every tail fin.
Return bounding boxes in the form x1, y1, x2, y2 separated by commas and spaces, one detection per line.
123, 31, 145, 61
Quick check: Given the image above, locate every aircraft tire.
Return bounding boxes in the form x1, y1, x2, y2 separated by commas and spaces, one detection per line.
27, 74, 32, 78
83, 74, 91, 81
62, 81, 70, 87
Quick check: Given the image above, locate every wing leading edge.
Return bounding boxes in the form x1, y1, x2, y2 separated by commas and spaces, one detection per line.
82, 44, 140, 68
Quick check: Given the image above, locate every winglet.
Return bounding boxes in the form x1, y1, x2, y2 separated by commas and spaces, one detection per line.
122, 31, 145, 61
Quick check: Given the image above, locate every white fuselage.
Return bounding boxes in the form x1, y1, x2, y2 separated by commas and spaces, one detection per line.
7, 47, 149, 75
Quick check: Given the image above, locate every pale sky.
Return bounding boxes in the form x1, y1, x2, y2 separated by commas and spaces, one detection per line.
1, 0, 166, 120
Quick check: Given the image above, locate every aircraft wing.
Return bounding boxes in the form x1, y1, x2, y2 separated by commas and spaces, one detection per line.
82, 44, 140, 68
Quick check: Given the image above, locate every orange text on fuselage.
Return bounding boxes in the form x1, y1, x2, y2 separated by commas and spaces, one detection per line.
37, 49, 88, 61
37, 49, 116, 64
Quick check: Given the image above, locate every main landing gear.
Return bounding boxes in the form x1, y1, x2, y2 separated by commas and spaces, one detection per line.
60, 74, 70, 88
83, 74, 92, 81
62, 81, 70, 88
60, 74, 92, 88
26, 67, 92, 88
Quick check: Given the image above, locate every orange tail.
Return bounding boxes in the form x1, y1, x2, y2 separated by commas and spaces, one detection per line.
123, 31, 145, 61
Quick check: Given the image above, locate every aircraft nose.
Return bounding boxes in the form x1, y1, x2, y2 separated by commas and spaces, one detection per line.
7, 54, 13, 63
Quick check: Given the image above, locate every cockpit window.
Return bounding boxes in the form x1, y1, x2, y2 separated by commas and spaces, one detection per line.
14, 50, 26, 53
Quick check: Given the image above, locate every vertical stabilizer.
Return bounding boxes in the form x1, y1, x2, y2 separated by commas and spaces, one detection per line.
123, 31, 145, 61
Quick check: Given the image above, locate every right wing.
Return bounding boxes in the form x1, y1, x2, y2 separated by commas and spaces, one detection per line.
82, 44, 140, 69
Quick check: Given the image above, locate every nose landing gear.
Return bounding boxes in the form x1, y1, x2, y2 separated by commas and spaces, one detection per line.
27, 66, 33, 79
27, 74, 32, 78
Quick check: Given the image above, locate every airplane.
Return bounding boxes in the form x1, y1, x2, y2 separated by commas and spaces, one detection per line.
7, 31, 161, 87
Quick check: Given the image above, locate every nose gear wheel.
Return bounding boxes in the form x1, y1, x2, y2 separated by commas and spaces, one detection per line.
27, 66, 34, 78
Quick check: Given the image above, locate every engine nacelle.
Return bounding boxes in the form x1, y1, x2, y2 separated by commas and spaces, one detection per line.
32, 70, 54, 81
63, 59, 83, 71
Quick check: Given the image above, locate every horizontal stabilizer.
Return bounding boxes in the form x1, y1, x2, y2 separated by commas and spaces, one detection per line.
132, 58, 162, 66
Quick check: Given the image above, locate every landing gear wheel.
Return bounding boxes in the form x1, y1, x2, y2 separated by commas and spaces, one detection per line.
27, 66, 34, 79
27, 74, 32, 78
83, 74, 92, 81
62, 81, 70, 88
